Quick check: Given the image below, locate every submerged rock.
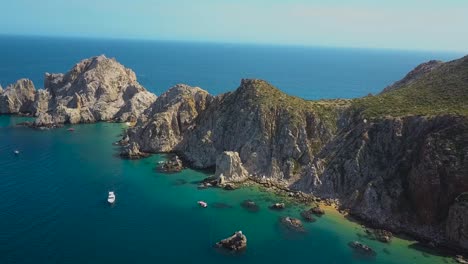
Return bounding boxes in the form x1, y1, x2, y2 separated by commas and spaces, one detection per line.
300, 210, 317, 222
215, 231, 247, 252
241, 200, 260, 212
364, 228, 393, 243
280, 216, 305, 232
308, 206, 325, 216
348, 241, 376, 256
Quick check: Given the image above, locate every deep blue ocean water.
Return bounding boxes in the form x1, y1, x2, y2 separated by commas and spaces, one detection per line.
0, 36, 464, 264
0, 35, 462, 99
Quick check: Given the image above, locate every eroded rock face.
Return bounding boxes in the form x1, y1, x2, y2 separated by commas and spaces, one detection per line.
215, 151, 248, 183
35, 55, 156, 125
127, 84, 212, 152
446, 193, 468, 250
306, 115, 468, 248
0, 79, 36, 114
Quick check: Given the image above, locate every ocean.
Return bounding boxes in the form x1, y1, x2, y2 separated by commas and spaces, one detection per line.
0, 35, 463, 264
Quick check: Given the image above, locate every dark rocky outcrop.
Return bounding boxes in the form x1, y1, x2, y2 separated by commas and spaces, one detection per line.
348, 241, 376, 256
215, 231, 247, 252
157, 155, 183, 172
300, 210, 316, 222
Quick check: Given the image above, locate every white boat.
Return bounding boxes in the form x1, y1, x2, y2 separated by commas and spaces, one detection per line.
13, 150, 20, 155
197, 201, 207, 208
108, 191, 116, 204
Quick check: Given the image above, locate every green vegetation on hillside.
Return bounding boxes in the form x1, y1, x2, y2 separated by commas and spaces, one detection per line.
352, 56, 468, 118
241, 79, 350, 131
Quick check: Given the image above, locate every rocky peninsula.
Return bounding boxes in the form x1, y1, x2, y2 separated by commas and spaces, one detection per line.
1, 54, 467, 254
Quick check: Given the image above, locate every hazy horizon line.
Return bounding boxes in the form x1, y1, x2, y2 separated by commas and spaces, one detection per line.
1, 33, 465, 55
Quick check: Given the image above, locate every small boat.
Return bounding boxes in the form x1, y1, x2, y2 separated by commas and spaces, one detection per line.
108, 191, 116, 204
197, 201, 208, 208
13, 150, 20, 155
125, 122, 131, 126
67, 128, 75, 132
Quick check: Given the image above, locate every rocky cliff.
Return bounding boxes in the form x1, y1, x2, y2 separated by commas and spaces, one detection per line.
0, 55, 156, 126
0, 79, 36, 114
126, 55, 468, 252
34, 55, 156, 126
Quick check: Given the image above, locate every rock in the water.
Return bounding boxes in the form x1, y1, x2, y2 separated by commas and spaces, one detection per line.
365, 228, 393, 243
348, 241, 376, 256
120, 142, 149, 159
455, 255, 468, 264
157, 155, 183, 172
308, 206, 325, 216
269, 203, 285, 210
241, 200, 260, 212
280, 216, 305, 232
300, 210, 317, 222
0, 79, 36, 114
215, 151, 248, 183
215, 231, 247, 252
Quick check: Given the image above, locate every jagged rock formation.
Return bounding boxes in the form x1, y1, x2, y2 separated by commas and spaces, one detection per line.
0, 55, 156, 126
127, 55, 468, 252
127, 84, 212, 152
215, 151, 248, 183
34, 55, 156, 126
0, 79, 36, 114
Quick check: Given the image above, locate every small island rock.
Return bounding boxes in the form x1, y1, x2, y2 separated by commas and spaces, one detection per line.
215, 231, 247, 252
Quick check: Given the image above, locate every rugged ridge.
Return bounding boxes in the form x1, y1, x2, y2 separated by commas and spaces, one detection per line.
34, 55, 156, 126
126, 56, 468, 252
0, 55, 156, 126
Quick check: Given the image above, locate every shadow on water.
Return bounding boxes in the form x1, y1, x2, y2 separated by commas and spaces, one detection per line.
240, 200, 260, 213
275, 217, 308, 241
172, 179, 188, 186
212, 202, 233, 209
408, 242, 455, 258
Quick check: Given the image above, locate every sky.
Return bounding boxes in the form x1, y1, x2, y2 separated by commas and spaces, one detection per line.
1, 0, 467, 52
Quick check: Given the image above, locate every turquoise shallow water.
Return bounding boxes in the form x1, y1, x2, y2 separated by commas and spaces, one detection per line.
0, 116, 456, 264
